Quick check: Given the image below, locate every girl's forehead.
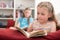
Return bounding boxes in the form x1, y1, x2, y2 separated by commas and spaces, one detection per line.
24, 10, 31, 12
24, 10, 31, 11
37, 7, 49, 12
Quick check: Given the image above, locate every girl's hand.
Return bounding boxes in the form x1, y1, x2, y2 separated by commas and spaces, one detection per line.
37, 30, 47, 35
9, 27, 18, 30
37, 30, 44, 32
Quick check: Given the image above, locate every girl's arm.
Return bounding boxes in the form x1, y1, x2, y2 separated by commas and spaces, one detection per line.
9, 18, 20, 30
14, 18, 20, 28
50, 21, 56, 32
27, 23, 33, 32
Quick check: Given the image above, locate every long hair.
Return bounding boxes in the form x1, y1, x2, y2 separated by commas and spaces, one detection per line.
37, 2, 57, 26
23, 8, 32, 24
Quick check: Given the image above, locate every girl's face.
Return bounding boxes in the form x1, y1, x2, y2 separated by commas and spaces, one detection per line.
37, 7, 51, 24
24, 10, 31, 18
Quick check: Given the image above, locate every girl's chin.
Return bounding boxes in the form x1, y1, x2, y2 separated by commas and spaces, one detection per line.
38, 20, 43, 22
25, 16, 29, 18
38, 20, 46, 24
40, 21, 44, 23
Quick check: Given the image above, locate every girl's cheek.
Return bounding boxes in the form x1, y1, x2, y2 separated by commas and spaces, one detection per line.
43, 16, 49, 21
42, 16, 46, 18
27, 14, 30, 16
39, 15, 45, 19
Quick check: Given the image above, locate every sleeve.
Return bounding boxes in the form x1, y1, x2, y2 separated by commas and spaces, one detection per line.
30, 18, 34, 23
17, 18, 22, 23
50, 21, 56, 32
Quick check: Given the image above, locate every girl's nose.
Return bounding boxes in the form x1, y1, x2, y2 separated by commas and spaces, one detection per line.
39, 14, 42, 18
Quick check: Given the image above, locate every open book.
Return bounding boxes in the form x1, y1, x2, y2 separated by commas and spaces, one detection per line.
15, 27, 47, 38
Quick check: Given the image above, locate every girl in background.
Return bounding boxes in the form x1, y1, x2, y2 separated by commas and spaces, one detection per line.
10, 8, 34, 30
15, 8, 34, 29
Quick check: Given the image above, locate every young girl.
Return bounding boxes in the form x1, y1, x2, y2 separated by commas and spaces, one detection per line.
15, 8, 34, 29
10, 8, 34, 30
27, 2, 57, 33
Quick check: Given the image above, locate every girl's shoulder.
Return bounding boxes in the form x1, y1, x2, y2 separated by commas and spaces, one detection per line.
30, 17, 34, 20
48, 21, 56, 25
49, 21, 55, 23
18, 17, 24, 22
30, 17, 33, 19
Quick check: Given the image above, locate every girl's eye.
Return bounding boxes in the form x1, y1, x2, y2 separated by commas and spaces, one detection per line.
37, 13, 40, 14
41, 13, 45, 15
37, 13, 45, 15
25, 12, 28, 13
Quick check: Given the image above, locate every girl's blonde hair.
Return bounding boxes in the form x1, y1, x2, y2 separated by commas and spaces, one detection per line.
37, 2, 57, 26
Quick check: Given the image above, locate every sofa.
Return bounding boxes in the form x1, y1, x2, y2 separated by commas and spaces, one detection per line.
0, 20, 60, 40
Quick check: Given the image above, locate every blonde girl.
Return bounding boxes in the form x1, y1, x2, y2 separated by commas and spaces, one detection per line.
27, 2, 57, 33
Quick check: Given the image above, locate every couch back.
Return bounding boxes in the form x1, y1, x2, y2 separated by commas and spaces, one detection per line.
7, 20, 15, 28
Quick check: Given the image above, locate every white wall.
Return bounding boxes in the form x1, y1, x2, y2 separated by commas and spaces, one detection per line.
36, 0, 60, 15
15, 0, 35, 9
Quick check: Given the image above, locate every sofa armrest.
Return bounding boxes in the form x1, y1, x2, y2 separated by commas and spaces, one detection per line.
6, 20, 15, 28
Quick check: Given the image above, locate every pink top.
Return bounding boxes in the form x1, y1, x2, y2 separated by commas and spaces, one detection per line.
32, 20, 52, 33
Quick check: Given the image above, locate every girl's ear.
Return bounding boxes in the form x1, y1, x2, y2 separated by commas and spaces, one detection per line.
48, 13, 52, 18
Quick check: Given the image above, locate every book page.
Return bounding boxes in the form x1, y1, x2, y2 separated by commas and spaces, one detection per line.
29, 30, 47, 37
15, 27, 30, 38
15, 27, 47, 38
